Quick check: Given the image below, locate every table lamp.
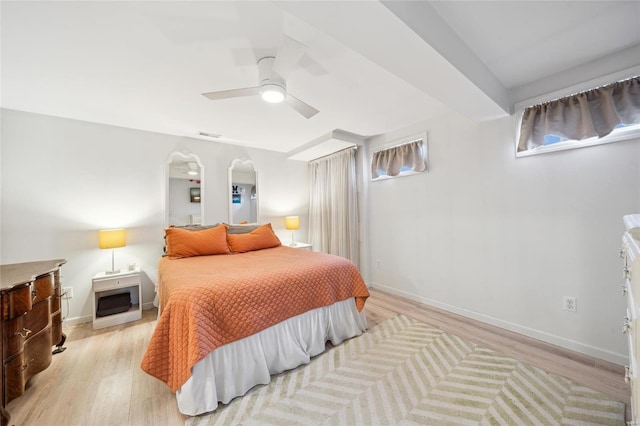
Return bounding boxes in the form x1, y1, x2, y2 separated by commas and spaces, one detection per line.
98, 228, 126, 274
285, 216, 299, 246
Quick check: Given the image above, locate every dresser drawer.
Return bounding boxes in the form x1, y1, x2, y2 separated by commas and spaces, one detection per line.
24, 326, 52, 381
93, 274, 140, 292
52, 311, 63, 347
3, 299, 51, 359
50, 285, 61, 314
4, 316, 23, 359
23, 299, 51, 335
3, 352, 26, 405
628, 330, 639, 421
1, 286, 32, 321
629, 370, 639, 422
32, 273, 54, 304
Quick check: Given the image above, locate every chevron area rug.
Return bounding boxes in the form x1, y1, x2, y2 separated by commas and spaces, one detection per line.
187, 314, 625, 425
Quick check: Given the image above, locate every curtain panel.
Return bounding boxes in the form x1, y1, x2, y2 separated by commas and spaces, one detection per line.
518, 76, 640, 152
371, 139, 426, 179
308, 148, 359, 267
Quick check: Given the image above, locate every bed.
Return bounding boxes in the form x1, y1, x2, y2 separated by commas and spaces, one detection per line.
140, 223, 370, 416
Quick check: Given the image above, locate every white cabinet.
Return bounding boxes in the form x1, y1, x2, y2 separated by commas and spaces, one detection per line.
622, 215, 640, 424
92, 268, 142, 330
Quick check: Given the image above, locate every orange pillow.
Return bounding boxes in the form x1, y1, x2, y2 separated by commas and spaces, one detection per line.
227, 223, 281, 253
165, 224, 230, 259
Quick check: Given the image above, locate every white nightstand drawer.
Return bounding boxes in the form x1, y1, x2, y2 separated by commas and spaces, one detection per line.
282, 242, 312, 250
93, 274, 140, 292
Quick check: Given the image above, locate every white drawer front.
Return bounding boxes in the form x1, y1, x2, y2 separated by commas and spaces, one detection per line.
93, 274, 140, 292
628, 330, 639, 424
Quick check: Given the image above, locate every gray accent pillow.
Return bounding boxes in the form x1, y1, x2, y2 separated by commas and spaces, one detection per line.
226, 224, 262, 234
173, 224, 219, 231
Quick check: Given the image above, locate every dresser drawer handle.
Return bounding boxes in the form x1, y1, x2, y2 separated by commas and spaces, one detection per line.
623, 266, 631, 280
623, 317, 632, 334
620, 247, 626, 258
16, 359, 33, 374
625, 366, 633, 384
14, 328, 32, 339
622, 284, 628, 296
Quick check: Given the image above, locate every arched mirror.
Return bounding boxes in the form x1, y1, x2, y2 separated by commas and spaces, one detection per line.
166, 151, 204, 227
228, 159, 258, 224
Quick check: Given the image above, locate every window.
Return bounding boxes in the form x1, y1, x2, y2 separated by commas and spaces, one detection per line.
516, 76, 640, 157
371, 135, 427, 180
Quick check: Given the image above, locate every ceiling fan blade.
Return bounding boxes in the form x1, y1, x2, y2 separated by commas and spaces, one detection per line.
286, 94, 319, 119
272, 35, 306, 80
202, 87, 259, 100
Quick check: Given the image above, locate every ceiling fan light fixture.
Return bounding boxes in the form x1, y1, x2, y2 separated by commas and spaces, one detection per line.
260, 82, 286, 103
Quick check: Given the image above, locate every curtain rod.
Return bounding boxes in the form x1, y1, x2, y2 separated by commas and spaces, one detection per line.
526, 75, 639, 110
309, 145, 358, 163
372, 137, 423, 154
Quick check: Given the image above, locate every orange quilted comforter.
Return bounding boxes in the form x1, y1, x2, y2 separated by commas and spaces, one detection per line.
141, 246, 369, 392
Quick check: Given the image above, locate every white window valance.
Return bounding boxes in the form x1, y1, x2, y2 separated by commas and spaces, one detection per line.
371, 139, 426, 180
518, 76, 640, 152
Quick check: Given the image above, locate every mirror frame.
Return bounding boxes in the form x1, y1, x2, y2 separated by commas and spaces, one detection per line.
228, 158, 258, 224
165, 151, 205, 228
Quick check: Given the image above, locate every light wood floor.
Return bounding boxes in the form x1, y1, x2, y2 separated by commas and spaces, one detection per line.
6, 288, 630, 425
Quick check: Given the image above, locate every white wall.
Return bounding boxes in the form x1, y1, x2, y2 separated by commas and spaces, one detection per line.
367, 111, 640, 364
0, 109, 309, 323
168, 177, 200, 226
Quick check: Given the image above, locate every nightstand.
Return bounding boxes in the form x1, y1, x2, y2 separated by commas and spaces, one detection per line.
92, 268, 142, 330
282, 242, 312, 250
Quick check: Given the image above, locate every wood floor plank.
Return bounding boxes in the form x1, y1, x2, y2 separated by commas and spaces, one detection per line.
90, 371, 133, 426
4, 289, 630, 425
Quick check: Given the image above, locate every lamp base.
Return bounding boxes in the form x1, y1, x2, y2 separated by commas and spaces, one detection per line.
105, 249, 120, 275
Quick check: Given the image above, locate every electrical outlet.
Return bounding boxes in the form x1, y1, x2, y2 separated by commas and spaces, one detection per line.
376, 259, 381, 268
562, 296, 577, 312
62, 287, 73, 299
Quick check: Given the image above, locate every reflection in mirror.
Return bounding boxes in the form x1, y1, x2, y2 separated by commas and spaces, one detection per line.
166, 151, 204, 227
228, 159, 258, 224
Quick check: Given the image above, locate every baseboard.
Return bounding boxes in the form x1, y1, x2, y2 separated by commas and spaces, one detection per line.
62, 315, 93, 327
62, 304, 156, 327
370, 282, 628, 366
142, 301, 156, 310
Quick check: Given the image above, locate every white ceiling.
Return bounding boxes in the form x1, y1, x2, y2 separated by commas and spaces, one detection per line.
429, 1, 640, 89
2, 1, 639, 155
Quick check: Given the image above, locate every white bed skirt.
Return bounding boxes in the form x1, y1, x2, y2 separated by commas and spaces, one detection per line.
176, 298, 367, 416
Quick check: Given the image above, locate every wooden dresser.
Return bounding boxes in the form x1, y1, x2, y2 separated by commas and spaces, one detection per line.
0, 259, 67, 426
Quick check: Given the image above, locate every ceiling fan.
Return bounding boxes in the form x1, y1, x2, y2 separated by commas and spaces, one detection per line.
202, 36, 319, 119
